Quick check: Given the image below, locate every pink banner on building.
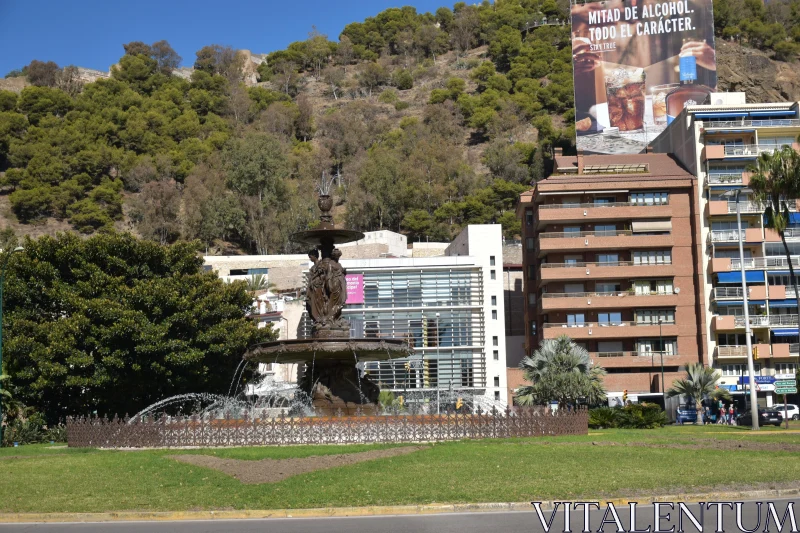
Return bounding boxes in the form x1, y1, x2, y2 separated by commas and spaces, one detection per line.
346, 274, 364, 304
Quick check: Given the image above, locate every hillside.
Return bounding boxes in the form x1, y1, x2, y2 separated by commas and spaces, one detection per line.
1, 0, 800, 255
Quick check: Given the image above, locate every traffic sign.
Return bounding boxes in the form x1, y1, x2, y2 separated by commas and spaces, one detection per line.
775, 373, 797, 380
775, 387, 797, 395
775, 380, 797, 388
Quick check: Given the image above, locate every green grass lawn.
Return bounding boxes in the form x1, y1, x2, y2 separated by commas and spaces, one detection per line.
1, 424, 799, 514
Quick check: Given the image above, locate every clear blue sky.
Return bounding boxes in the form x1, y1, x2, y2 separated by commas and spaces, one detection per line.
0, 0, 454, 76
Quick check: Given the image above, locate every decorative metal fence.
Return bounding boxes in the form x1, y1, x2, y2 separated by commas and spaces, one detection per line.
66, 407, 588, 448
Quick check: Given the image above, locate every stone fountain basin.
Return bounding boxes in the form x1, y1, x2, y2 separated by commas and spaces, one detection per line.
245, 338, 412, 364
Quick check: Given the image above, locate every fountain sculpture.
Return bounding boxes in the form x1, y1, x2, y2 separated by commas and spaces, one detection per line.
245, 181, 411, 415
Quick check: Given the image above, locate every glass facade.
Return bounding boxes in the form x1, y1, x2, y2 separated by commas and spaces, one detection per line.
300, 267, 487, 391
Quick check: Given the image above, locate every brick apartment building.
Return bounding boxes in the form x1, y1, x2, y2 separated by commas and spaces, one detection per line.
518, 151, 708, 401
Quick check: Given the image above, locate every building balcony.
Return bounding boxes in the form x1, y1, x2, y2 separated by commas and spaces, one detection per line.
540, 291, 678, 311
771, 343, 800, 358
711, 286, 746, 300
539, 261, 674, 283
537, 202, 671, 226
708, 228, 763, 244
712, 314, 799, 331
701, 118, 800, 130
702, 143, 800, 161
766, 227, 800, 242
714, 344, 771, 359
708, 201, 765, 216
591, 351, 682, 368
542, 321, 679, 339
538, 231, 673, 255
706, 173, 750, 187
719, 256, 800, 271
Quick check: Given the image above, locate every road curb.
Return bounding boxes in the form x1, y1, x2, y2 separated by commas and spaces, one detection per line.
1, 488, 799, 523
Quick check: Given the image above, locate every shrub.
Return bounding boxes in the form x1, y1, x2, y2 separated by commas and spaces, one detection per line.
394, 101, 410, 111
393, 69, 414, 90
378, 89, 399, 104
588, 403, 667, 429
588, 406, 617, 429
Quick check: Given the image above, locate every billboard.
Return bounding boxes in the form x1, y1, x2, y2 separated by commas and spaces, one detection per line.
345, 274, 364, 304
571, 0, 717, 154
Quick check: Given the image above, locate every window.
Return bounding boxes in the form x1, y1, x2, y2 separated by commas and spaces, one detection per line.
526, 237, 534, 250
492, 310, 498, 320
597, 253, 619, 264
490, 256, 496, 266
717, 333, 749, 346
493, 336, 499, 346
636, 309, 676, 324
494, 376, 500, 387
635, 280, 673, 295
598, 312, 622, 325
565, 255, 582, 265
594, 196, 616, 205
494, 391, 501, 401
567, 313, 586, 326
633, 250, 672, 265
491, 296, 497, 306
714, 249, 752, 259
527, 266, 535, 280
564, 283, 584, 293
712, 220, 749, 231
598, 341, 623, 355
636, 338, 677, 355
490, 270, 496, 280
776, 363, 797, 374
493, 350, 499, 361
630, 192, 668, 205
528, 293, 536, 305
564, 226, 582, 235
759, 136, 795, 148
595, 224, 617, 236
525, 209, 533, 225
769, 274, 792, 287
595, 282, 620, 293
720, 364, 761, 376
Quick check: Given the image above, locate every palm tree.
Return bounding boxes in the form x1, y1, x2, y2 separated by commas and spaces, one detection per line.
749, 146, 800, 320
245, 274, 274, 296
666, 363, 731, 420
515, 335, 606, 407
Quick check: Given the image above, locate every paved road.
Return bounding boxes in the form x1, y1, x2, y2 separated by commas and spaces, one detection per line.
3, 498, 797, 533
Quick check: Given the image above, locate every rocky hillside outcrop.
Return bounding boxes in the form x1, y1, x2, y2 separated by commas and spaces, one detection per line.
717, 40, 800, 102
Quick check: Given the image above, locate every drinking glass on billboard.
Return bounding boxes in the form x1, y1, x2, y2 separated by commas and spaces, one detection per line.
604, 66, 645, 132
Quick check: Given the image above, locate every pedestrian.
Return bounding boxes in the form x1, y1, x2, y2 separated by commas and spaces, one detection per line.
704, 406, 711, 425
718, 405, 726, 424
676, 406, 683, 425
728, 405, 734, 426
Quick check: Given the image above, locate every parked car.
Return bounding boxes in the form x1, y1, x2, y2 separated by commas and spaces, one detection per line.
772, 404, 799, 421
737, 409, 783, 426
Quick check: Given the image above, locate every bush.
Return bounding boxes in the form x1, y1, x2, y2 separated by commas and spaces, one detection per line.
588, 403, 667, 429
393, 69, 414, 90
378, 89, 398, 104
394, 101, 410, 111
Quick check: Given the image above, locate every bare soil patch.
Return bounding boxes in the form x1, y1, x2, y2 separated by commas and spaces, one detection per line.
169, 445, 428, 484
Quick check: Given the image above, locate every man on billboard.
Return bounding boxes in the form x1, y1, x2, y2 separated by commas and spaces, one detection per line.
571, 0, 717, 154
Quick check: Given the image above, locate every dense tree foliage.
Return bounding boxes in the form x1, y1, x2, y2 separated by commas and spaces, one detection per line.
0, 1, 582, 251
2, 233, 274, 423
713, 0, 800, 59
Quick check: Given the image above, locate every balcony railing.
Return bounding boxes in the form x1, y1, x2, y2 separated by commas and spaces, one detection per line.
544, 321, 676, 328
539, 200, 669, 209
541, 260, 672, 268
732, 314, 799, 328
708, 174, 745, 186
709, 230, 745, 242
725, 201, 765, 214
540, 230, 634, 239
702, 119, 800, 129
712, 287, 746, 299
723, 144, 779, 157
594, 351, 675, 358
542, 291, 674, 298
729, 256, 800, 270
716, 345, 749, 357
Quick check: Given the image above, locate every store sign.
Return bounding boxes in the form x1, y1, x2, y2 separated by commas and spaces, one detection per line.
738, 376, 776, 385
345, 274, 364, 304
570, 0, 717, 154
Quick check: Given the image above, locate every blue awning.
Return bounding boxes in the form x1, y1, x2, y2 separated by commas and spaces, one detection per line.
750, 110, 796, 116
763, 214, 800, 225
768, 271, 791, 275
716, 300, 765, 306
710, 185, 744, 190
696, 112, 748, 118
769, 299, 799, 308
718, 271, 766, 283
773, 329, 800, 337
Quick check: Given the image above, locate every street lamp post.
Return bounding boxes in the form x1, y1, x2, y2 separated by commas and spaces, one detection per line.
659, 318, 666, 403
0, 246, 24, 445
724, 188, 759, 430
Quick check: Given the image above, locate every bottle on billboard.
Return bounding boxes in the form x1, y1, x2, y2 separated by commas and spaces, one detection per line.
665, 39, 713, 124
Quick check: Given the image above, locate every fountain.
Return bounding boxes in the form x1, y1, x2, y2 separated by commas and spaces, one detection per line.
245, 181, 411, 415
